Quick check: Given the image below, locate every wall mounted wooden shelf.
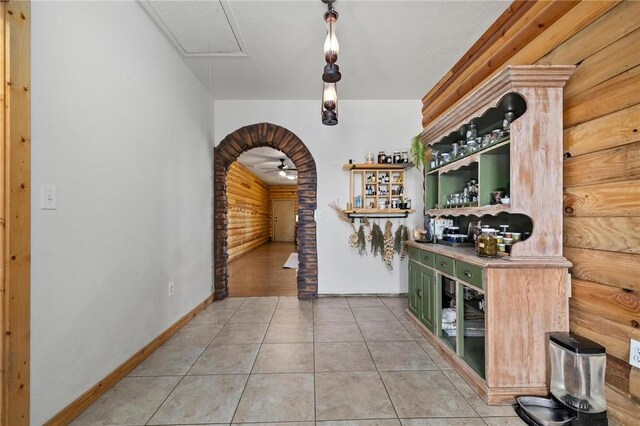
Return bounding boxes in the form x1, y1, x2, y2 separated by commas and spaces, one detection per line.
342, 162, 413, 171
345, 164, 414, 214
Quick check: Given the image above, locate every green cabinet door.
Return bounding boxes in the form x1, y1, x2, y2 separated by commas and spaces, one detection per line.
408, 260, 422, 317
419, 267, 435, 332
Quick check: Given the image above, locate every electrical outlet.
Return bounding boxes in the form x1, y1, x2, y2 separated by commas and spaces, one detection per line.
168, 282, 175, 297
630, 338, 640, 368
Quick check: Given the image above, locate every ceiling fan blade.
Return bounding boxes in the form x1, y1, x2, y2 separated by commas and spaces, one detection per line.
262, 169, 279, 173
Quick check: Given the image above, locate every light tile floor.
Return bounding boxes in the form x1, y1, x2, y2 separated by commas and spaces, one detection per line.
72, 296, 525, 426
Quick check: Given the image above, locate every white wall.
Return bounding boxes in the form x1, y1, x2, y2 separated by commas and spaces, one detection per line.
31, 2, 213, 424
215, 100, 423, 295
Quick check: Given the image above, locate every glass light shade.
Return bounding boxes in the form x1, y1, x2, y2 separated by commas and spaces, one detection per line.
321, 82, 338, 126
286, 174, 296, 180
324, 20, 339, 63
322, 82, 337, 111
278, 170, 287, 177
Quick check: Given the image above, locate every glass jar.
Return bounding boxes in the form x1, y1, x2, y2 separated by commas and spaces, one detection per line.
431, 150, 440, 167
451, 142, 460, 158
401, 150, 409, 163
355, 195, 363, 209
466, 123, 477, 141
467, 139, 477, 152
478, 229, 498, 257
393, 151, 401, 163
491, 129, 501, 144
386, 153, 393, 164
378, 151, 386, 164
447, 194, 454, 205
482, 133, 491, 147
441, 152, 451, 164
365, 152, 374, 164
503, 111, 515, 132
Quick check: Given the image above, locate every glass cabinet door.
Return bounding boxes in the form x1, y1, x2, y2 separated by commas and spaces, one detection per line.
459, 283, 486, 379
439, 275, 457, 351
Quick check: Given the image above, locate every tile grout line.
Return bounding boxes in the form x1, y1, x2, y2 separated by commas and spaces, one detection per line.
352, 298, 401, 422
182, 298, 246, 377
229, 296, 280, 424
144, 297, 249, 425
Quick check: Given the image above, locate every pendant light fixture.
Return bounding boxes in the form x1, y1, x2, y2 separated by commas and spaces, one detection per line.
321, 82, 338, 126
321, 0, 340, 126
322, 0, 340, 83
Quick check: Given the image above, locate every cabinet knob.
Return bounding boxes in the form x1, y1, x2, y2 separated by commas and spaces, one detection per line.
440, 261, 447, 267
464, 270, 473, 278
417, 288, 422, 298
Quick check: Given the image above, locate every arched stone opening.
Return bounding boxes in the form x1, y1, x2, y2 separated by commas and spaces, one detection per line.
214, 123, 318, 299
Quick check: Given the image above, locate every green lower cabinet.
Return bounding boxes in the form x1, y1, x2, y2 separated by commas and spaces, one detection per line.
409, 258, 436, 333
408, 260, 421, 317
418, 267, 435, 332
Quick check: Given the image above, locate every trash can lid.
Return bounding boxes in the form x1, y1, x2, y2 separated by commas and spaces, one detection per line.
550, 332, 606, 355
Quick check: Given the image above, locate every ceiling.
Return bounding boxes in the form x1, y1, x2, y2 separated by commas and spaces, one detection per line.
237, 147, 298, 185
141, 0, 509, 100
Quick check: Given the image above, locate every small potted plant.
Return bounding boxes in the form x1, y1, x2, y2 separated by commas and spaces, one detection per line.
409, 134, 428, 170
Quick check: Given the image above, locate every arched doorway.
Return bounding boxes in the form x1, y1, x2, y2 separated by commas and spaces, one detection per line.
214, 123, 318, 299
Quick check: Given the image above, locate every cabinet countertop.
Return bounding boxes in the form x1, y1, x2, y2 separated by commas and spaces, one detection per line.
407, 241, 571, 269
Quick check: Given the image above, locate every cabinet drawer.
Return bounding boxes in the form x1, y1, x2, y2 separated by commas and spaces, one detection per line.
455, 260, 484, 290
409, 247, 420, 261
435, 254, 455, 276
409, 247, 435, 267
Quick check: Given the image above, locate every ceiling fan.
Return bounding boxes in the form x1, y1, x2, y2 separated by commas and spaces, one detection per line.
262, 158, 297, 174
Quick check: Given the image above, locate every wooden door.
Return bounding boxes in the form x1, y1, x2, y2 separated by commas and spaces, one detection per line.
272, 200, 294, 242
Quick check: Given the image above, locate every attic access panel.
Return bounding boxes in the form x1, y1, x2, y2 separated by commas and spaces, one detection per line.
142, 0, 247, 56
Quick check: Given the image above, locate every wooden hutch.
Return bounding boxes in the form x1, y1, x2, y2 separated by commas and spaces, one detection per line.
406, 66, 575, 404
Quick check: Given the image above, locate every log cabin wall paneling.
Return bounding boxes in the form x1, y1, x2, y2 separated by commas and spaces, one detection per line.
420, 1, 640, 423
269, 185, 298, 239
226, 162, 271, 263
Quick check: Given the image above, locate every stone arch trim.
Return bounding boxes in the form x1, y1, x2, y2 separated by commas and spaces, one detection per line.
214, 123, 318, 299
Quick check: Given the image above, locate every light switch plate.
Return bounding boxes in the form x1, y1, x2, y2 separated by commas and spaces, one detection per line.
630, 339, 640, 368
40, 184, 57, 210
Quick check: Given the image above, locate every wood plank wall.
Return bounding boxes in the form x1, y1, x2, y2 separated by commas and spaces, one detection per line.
421, 1, 640, 423
269, 185, 298, 239
227, 163, 271, 262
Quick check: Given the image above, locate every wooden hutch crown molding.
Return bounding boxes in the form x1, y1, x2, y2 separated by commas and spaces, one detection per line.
421, 65, 575, 144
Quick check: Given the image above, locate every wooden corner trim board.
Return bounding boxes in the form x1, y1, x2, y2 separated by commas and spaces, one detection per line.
44, 294, 215, 426
2, 1, 31, 425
